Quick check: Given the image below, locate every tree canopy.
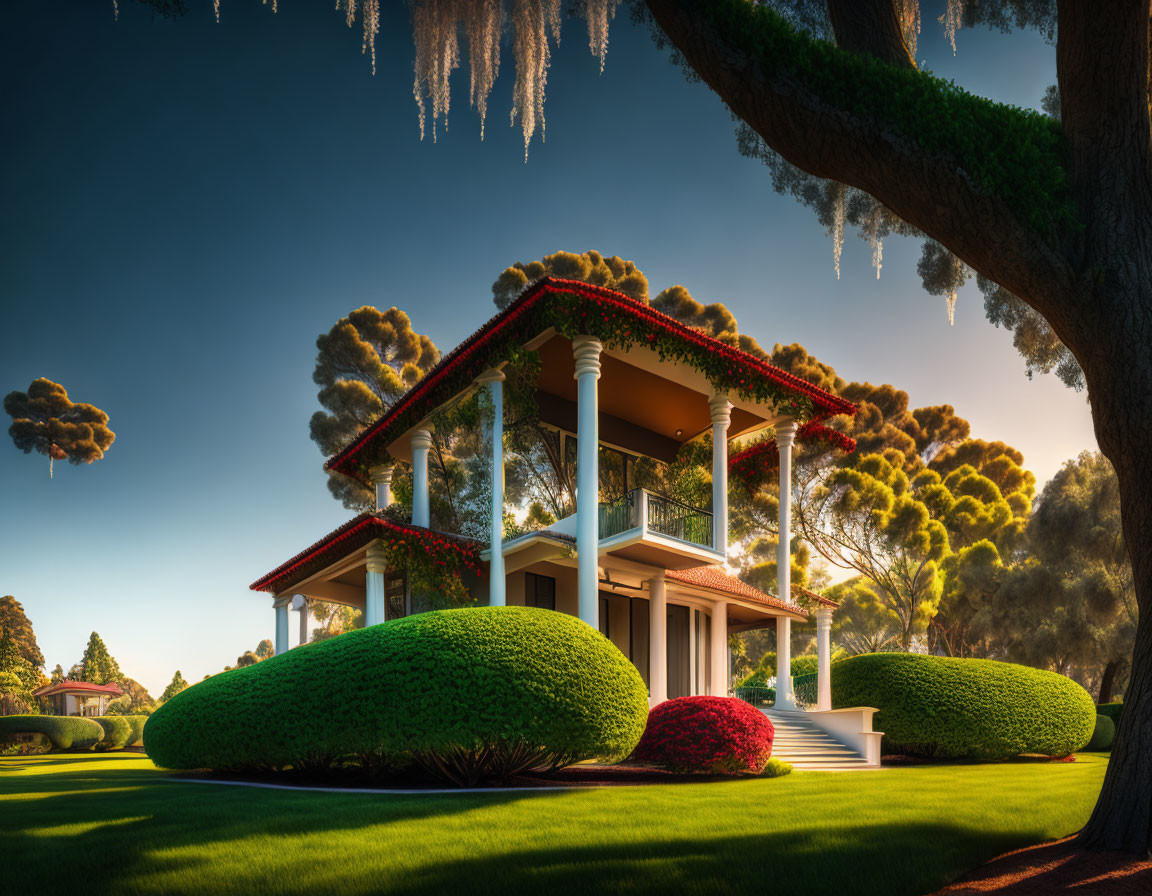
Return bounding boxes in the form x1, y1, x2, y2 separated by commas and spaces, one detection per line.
160, 670, 189, 703
76, 632, 122, 686
4, 378, 115, 478
0, 596, 44, 671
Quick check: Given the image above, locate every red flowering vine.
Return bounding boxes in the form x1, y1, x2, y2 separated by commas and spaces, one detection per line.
729, 421, 858, 493
327, 277, 856, 484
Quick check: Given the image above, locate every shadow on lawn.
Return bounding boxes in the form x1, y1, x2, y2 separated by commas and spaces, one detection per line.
0, 759, 1067, 896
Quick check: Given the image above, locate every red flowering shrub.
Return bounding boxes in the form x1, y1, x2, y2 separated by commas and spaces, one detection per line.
631, 696, 775, 775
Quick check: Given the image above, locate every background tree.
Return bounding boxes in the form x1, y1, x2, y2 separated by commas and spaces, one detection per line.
4, 378, 115, 478
75, 632, 122, 686
49, 664, 64, 685
310, 306, 440, 509
231, 638, 276, 669
0, 627, 40, 714
993, 452, 1137, 702
107, 677, 154, 715
159, 670, 189, 703
0, 596, 45, 672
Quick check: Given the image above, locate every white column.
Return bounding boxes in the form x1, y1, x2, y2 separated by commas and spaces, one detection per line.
648, 573, 668, 705
411, 429, 433, 528
573, 335, 602, 628
292, 594, 309, 647
370, 464, 394, 511
775, 419, 799, 709
710, 600, 729, 697
477, 370, 506, 606
816, 606, 834, 711
365, 540, 387, 626
274, 602, 289, 656
709, 394, 732, 559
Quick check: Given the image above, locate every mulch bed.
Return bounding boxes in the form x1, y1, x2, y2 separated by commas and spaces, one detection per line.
172, 762, 735, 790
932, 836, 1152, 895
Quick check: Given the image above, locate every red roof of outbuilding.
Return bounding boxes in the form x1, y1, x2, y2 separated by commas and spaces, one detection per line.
665, 566, 807, 616
326, 277, 857, 485
33, 680, 123, 698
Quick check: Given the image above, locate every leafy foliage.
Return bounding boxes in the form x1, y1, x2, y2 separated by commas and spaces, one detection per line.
76, 632, 122, 686
4, 378, 115, 477
160, 671, 189, 703
832, 653, 1096, 759
311, 307, 440, 510
92, 716, 134, 751
631, 696, 776, 774
1086, 714, 1115, 752
144, 607, 649, 785
0, 715, 104, 751
0, 596, 44, 670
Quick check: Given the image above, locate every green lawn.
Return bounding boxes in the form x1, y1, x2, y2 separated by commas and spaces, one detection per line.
2, 753, 1107, 896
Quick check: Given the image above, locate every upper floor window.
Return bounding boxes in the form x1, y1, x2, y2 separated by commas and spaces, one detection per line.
386, 572, 407, 619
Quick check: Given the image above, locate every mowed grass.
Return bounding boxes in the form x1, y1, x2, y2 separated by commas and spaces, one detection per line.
2, 753, 1107, 896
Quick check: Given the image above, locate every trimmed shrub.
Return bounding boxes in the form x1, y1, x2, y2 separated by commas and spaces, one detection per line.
1097, 702, 1124, 727
761, 757, 793, 778
1086, 714, 1115, 752
121, 715, 147, 746
0, 715, 104, 751
631, 696, 775, 775
92, 716, 133, 751
832, 653, 1096, 760
145, 607, 649, 785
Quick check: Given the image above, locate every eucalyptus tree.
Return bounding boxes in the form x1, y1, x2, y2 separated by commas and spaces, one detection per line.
4, 379, 115, 478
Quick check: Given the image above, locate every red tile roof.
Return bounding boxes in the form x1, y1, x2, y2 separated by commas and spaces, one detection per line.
33, 680, 124, 698
250, 511, 480, 594
665, 566, 807, 616
793, 586, 840, 609
326, 277, 857, 485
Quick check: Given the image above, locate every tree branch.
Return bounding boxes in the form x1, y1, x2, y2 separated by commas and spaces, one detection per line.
643, 0, 1078, 324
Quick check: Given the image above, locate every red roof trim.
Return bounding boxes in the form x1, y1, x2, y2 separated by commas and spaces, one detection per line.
326, 277, 857, 483
665, 566, 807, 616
33, 680, 124, 698
793, 586, 840, 609
729, 420, 857, 485
249, 512, 480, 594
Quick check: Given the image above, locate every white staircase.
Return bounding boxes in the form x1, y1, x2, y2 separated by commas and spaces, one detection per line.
763, 708, 875, 770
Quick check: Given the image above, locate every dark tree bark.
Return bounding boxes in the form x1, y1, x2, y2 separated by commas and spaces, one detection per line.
644, 0, 1152, 854
1099, 660, 1120, 704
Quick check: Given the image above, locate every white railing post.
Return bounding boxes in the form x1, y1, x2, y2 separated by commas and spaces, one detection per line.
775, 419, 798, 708
477, 369, 506, 606
369, 463, 394, 511
649, 572, 668, 705
709, 393, 732, 557
411, 429, 433, 528
365, 540, 387, 626
710, 600, 729, 696
573, 335, 602, 629
816, 606, 834, 710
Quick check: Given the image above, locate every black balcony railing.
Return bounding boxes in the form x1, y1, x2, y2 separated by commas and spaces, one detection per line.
598, 488, 714, 550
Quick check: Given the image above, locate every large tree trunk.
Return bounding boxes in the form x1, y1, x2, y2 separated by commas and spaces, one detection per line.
1098, 659, 1120, 705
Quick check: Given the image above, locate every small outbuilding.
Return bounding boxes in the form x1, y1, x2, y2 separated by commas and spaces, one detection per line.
33, 680, 123, 717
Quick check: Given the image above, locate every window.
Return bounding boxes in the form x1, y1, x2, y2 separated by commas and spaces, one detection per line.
386, 572, 407, 620
524, 573, 556, 611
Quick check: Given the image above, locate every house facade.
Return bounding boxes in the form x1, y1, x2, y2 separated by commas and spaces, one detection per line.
34, 680, 123, 717
251, 278, 880, 764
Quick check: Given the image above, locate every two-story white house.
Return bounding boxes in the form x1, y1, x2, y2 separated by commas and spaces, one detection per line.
251, 278, 881, 767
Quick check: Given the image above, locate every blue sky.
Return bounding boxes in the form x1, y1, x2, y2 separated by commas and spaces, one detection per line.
1, 2, 1093, 694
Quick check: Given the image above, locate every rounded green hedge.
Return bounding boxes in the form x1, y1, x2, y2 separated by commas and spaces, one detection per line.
93, 716, 133, 751
1087, 714, 1115, 751
0, 715, 104, 751
122, 715, 147, 746
831, 653, 1096, 760
145, 607, 649, 783
1097, 702, 1124, 727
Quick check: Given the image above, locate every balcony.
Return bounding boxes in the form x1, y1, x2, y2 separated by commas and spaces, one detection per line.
597, 488, 721, 570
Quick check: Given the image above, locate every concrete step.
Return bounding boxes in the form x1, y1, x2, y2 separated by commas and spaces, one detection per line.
761, 708, 873, 770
